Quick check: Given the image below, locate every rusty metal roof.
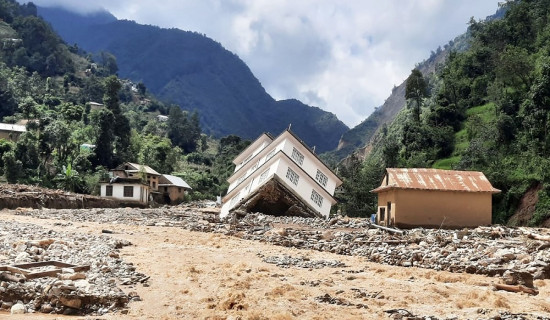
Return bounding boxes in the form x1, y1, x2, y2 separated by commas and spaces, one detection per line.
371, 168, 501, 193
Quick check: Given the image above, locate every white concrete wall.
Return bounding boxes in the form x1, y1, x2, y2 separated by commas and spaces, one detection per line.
280, 138, 338, 194
100, 183, 148, 204
227, 140, 285, 193
273, 157, 332, 218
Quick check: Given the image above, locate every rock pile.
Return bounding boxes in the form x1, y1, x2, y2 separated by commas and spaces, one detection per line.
13, 207, 550, 282
12, 207, 550, 283
0, 219, 147, 315
7, 205, 550, 317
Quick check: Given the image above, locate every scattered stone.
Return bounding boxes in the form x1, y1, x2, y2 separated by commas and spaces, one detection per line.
10, 303, 25, 314
3, 204, 550, 318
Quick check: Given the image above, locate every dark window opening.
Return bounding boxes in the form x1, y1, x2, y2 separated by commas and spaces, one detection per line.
123, 186, 134, 197
106, 185, 113, 196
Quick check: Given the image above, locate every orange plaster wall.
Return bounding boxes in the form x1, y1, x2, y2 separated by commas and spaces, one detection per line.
377, 189, 492, 228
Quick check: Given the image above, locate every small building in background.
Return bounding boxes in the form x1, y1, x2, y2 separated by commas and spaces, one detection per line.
100, 163, 191, 206
156, 115, 169, 122
221, 129, 342, 219
100, 162, 161, 206
371, 168, 501, 228
110, 162, 161, 192
88, 102, 104, 110
158, 174, 192, 204
0, 123, 26, 142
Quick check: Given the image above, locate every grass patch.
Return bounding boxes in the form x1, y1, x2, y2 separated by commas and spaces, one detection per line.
433, 156, 461, 170
466, 103, 497, 122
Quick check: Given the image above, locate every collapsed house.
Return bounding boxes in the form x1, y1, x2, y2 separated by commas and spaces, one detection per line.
371, 168, 501, 228
221, 129, 342, 219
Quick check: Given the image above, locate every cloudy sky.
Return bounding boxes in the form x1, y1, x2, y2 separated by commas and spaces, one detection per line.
26, 0, 501, 127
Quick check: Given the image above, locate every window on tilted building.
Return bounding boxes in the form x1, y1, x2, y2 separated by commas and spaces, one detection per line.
315, 169, 328, 187
310, 189, 323, 207
291, 147, 304, 166
285, 167, 299, 185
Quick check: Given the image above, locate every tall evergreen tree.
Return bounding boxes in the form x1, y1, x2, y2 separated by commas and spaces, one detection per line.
405, 68, 428, 123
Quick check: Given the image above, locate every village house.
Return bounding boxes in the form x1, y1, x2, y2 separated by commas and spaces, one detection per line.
371, 168, 501, 228
99, 162, 160, 205
100, 162, 191, 206
158, 174, 192, 204
221, 129, 342, 219
0, 123, 26, 142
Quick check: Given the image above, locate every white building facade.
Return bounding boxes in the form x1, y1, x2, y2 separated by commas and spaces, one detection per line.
221, 130, 342, 219
99, 180, 150, 205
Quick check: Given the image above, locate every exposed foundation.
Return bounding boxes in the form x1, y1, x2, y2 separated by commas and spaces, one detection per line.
233, 178, 322, 219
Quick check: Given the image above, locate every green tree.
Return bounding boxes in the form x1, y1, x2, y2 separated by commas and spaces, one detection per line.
405, 68, 428, 123
2, 150, 22, 183
92, 108, 115, 168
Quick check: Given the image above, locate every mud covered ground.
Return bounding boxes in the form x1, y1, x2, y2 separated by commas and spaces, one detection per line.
0, 205, 549, 320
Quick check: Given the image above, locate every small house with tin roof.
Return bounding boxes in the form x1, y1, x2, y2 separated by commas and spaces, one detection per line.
371, 168, 500, 228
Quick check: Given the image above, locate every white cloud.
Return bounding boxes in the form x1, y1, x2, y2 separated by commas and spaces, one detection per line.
27, 0, 501, 127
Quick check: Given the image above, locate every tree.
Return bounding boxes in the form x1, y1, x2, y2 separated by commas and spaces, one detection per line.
55, 163, 85, 193
103, 76, 131, 165
2, 150, 22, 183
338, 154, 383, 217
405, 68, 428, 123
92, 108, 115, 168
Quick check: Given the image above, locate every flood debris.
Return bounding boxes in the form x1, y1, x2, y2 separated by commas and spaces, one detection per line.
315, 293, 368, 309
259, 254, 347, 269
0, 220, 148, 315
0, 261, 89, 279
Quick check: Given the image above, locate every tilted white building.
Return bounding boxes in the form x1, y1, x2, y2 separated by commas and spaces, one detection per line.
221, 129, 342, 219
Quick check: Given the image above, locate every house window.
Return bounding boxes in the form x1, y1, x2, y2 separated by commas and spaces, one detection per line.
178, 187, 182, 193
259, 169, 270, 183
315, 169, 328, 187
291, 147, 304, 166
123, 186, 134, 197
106, 185, 113, 196
285, 167, 299, 185
310, 189, 323, 207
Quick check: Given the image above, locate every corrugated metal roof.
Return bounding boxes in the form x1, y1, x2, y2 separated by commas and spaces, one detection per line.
159, 174, 192, 189
371, 168, 501, 193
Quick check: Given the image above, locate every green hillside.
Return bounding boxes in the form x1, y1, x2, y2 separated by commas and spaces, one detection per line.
37, 7, 349, 153
343, 0, 550, 226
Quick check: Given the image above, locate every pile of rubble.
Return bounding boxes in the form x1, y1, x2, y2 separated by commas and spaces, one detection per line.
0, 219, 147, 315
12, 206, 550, 283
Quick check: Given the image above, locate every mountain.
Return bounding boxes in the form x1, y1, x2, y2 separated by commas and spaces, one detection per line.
330, 6, 507, 162
37, 6, 348, 153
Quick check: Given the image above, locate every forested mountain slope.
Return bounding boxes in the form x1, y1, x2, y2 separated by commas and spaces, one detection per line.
38, 6, 348, 153
339, 0, 550, 226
